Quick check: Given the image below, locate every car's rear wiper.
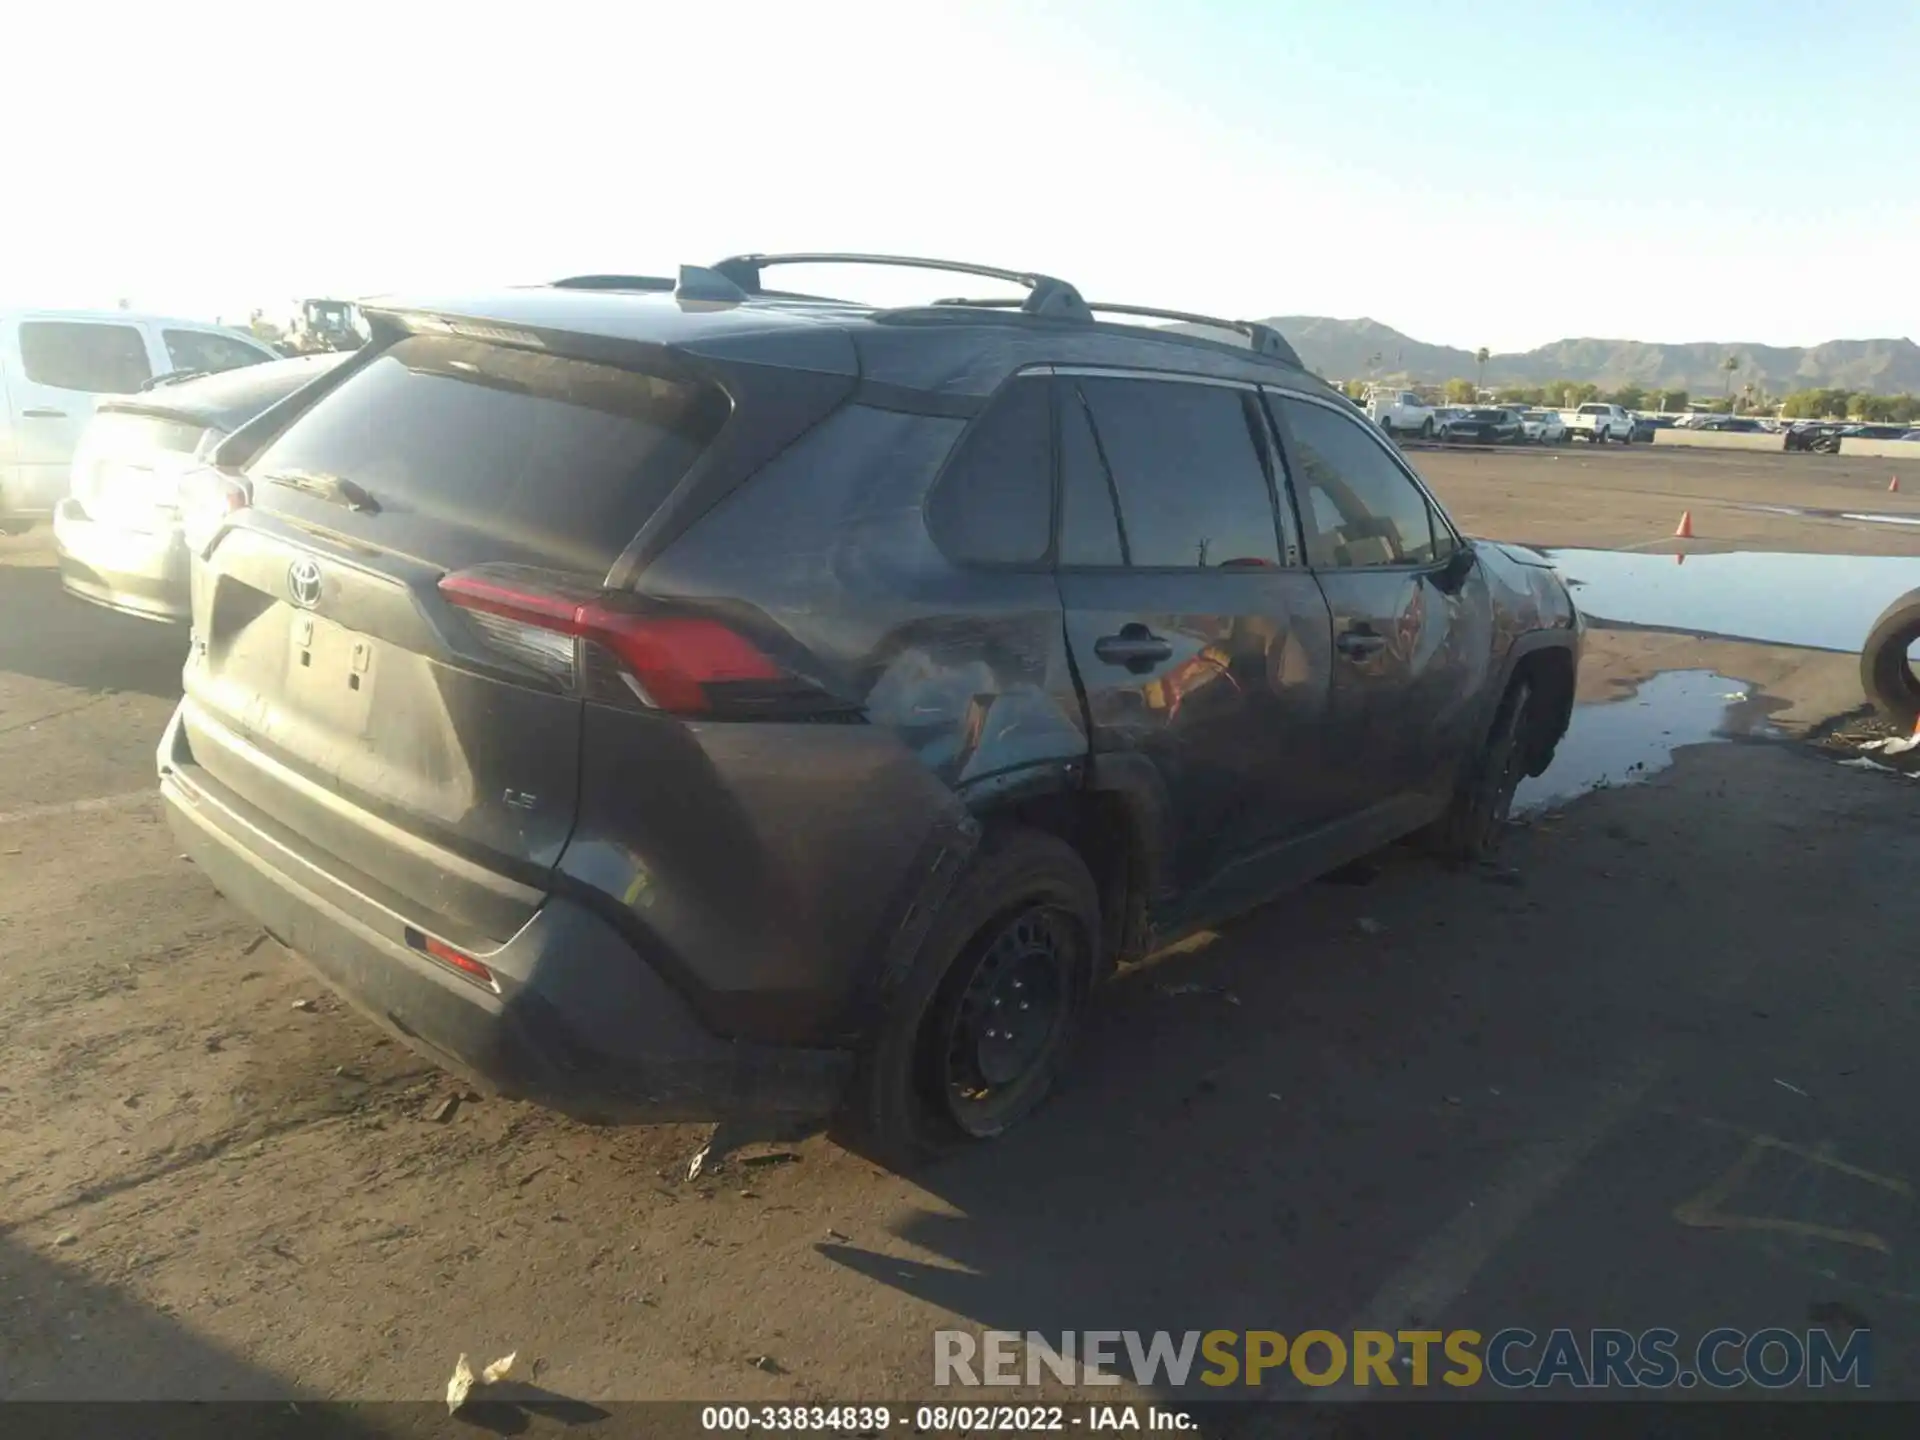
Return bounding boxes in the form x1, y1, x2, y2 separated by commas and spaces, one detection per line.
260, 468, 381, 514
141, 368, 213, 391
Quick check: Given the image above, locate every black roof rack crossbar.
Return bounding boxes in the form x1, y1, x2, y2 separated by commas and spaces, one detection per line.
710, 252, 1091, 321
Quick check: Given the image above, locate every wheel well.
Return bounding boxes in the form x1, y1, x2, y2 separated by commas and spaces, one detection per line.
981, 791, 1144, 977
1512, 646, 1576, 774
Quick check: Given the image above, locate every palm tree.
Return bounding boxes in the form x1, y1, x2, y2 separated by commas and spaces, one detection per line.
1475, 347, 1490, 394
1722, 354, 1740, 402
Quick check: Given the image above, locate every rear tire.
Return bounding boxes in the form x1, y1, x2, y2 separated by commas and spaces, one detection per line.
1423, 677, 1536, 864
1420, 418, 1435, 439
1860, 590, 1920, 731
834, 828, 1099, 1169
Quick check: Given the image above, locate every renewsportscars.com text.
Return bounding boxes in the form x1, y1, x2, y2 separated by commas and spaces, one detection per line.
933, 1327, 1871, 1390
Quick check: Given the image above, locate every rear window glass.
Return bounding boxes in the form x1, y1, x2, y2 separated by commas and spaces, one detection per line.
245, 335, 728, 572
925, 377, 1051, 565
86, 411, 207, 455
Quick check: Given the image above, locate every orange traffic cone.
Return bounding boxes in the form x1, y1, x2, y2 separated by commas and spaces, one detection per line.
1891, 475, 1901, 493
1675, 510, 1694, 539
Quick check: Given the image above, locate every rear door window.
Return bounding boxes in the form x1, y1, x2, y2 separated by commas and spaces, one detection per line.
18, 321, 153, 393
1274, 394, 1444, 569
245, 335, 730, 573
163, 328, 272, 377
925, 376, 1051, 565
1066, 376, 1281, 570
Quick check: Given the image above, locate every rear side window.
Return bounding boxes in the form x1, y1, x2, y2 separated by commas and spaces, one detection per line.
246, 335, 729, 573
1066, 377, 1281, 570
163, 328, 271, 377
1275, 395, 1442, 569
925, 376, 1051, 565
18, 321, 152, 393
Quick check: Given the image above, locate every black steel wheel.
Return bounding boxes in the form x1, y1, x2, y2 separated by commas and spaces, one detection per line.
928, 905, 1077, 1137
835, 828, 1098, 1168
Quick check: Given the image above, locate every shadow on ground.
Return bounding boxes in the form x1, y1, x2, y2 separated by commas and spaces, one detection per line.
0, 1233, 617, 1434
0, 561, 187, 700
821, 748, 1920, 1399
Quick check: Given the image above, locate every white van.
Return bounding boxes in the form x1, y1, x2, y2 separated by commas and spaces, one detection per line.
0, 309, 279, 529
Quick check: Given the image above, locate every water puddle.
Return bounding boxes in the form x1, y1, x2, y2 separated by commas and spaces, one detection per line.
1515, 670, 1755, 814
1730, 503, 1920, 529
1535, 547, 1920, 653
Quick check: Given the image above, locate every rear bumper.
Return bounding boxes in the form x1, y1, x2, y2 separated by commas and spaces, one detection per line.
53, 499, 191, 623
158, 707, 853, 1123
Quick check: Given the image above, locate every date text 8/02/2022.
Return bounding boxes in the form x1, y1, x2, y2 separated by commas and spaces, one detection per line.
931, 1328, 1873, 1389
700, 1406, 1197, 1431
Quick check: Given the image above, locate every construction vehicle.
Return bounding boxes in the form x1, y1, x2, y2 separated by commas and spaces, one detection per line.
281, 299, 366, 356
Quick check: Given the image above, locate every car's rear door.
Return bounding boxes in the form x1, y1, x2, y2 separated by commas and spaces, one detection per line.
177, 332, 730, 945
2, 316, 155, 514
1054, 370, 1335, 904
1267, 389, 1491, 811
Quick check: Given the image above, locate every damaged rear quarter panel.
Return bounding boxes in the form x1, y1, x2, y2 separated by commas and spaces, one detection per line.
603, 402, 1088, 1042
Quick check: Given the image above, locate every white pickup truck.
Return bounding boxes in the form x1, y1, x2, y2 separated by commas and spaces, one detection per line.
1365, 388, 1439, 439
1561, 402, 1637, 444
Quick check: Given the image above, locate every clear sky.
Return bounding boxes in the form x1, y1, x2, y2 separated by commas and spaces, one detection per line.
4, 0, 1914, 351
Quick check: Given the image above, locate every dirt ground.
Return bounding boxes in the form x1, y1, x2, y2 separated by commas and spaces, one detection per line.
3, 444, 1919, 1421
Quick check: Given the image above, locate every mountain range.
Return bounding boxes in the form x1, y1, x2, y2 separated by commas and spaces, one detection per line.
1241, 317, 1920, 396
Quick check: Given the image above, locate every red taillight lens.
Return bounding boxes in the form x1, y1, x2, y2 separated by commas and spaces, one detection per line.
438, 569, 784, 715
406, 927, 497, 989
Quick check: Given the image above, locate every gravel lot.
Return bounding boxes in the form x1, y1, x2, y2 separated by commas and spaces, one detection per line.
4, 444, 1918, 1417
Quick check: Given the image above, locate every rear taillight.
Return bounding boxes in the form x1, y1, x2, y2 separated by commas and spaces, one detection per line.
404, 927, 497, 990
179, 467, 252, 555
439, 567, 818, 719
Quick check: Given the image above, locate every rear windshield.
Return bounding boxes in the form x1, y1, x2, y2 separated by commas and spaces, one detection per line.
246, 335, 729, 573
87, 411, 208, 456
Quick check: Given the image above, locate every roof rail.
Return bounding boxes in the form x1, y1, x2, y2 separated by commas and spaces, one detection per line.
1081, 303, 1302, 367
709, 252, 1091, 321
924, 296, 1303, 368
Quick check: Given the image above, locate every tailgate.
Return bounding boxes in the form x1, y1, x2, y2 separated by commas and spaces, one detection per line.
178, 333, 728, 942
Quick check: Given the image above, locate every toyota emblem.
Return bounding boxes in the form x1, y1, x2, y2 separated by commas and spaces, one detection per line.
287, 557, 323, 609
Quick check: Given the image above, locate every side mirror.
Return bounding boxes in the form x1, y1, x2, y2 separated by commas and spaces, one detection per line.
1436, 542, 1477, 591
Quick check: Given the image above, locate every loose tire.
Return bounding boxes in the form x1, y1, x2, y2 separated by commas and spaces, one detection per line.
1860, 588, 1920, 731
1424, 677, 1536, 864
835, 828, 1099, 1168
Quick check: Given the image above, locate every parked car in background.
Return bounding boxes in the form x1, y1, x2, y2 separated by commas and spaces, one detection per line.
1901, 430, 1920, 443
1561, 402, 1636, 444
1, 310, 279, 531
1787, 422, 1847, 453
1441, 407, 1525, 444
1519, 409, 1569, 444
159, 255, 1581, 1164
54, 354, 348, 622
1693, 415, 1765, 433
1365, 387, 1438, 439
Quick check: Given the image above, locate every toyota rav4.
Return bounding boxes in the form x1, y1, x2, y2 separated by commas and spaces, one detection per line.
158, 254, 1581, 1165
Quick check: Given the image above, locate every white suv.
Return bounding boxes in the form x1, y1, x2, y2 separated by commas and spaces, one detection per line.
1, 309, 278, 529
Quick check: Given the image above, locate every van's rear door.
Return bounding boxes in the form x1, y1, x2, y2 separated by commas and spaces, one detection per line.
176, 332, 728, 944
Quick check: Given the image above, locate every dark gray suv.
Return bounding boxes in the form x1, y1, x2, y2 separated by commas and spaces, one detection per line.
158, 255, 1581, 1164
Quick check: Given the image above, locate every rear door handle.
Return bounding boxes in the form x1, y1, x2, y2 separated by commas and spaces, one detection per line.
22, 408, 68, 419
1336, 628, 1387, 659
1094, 626, 1174, 671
